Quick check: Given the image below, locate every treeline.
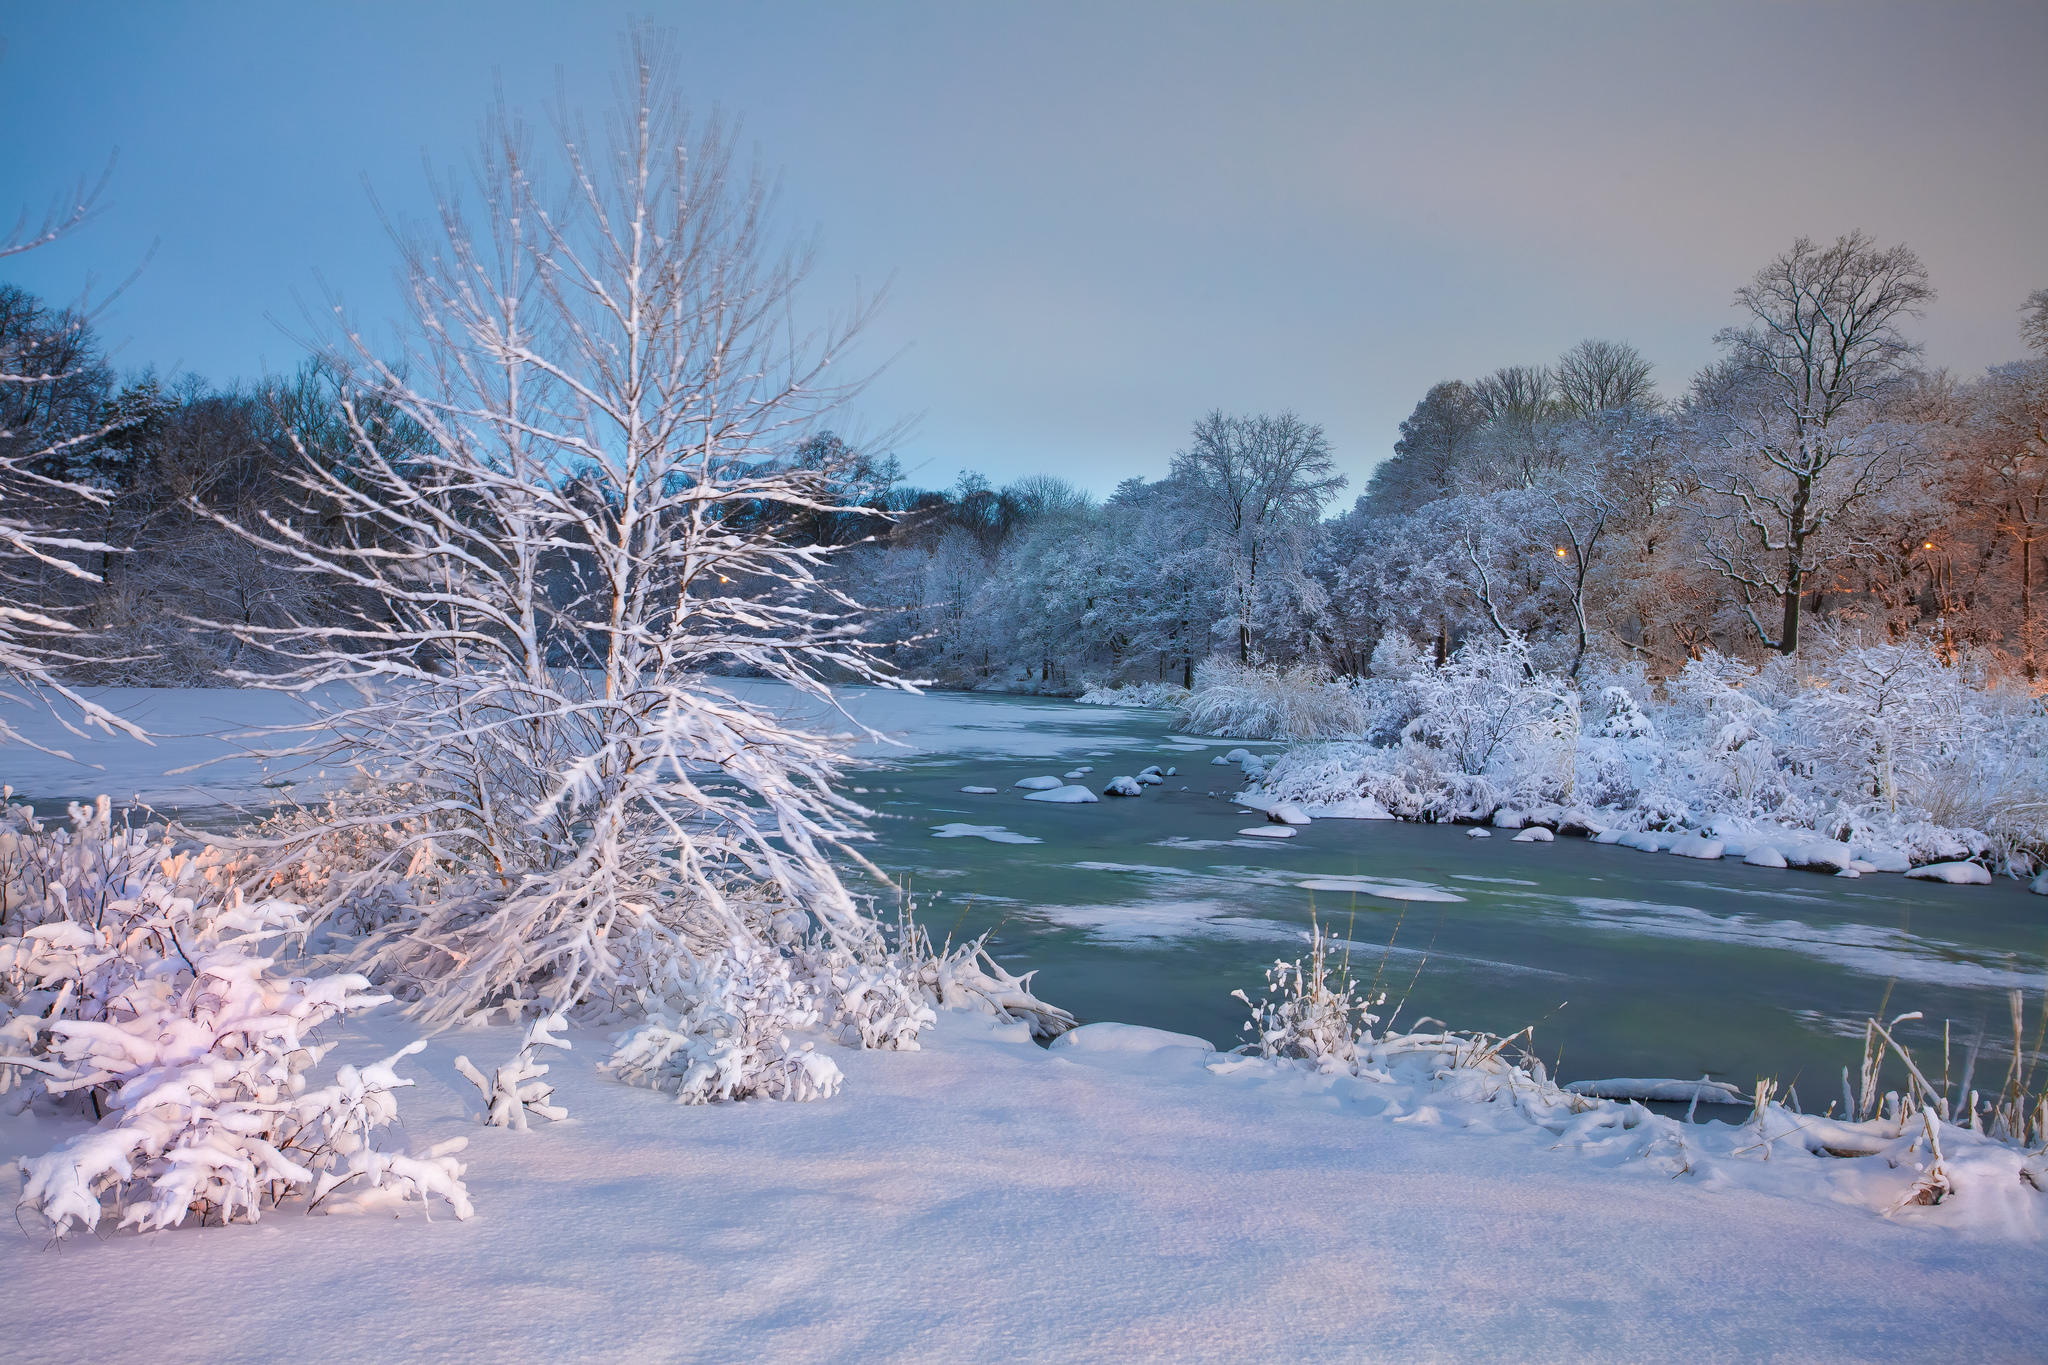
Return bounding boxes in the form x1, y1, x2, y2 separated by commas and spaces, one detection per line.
841, 234, 2048, 691
5, 232, 2046, 695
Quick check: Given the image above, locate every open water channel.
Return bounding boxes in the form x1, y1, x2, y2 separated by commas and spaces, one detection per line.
830, 688, 2048, 1098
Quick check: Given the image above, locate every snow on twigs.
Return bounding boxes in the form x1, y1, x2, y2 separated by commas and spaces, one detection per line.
455, 1012, 571, 1130
0, 798, 467, 1235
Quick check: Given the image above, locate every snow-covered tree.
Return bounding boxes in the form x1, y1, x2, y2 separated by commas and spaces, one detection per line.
1688, 233, 1935, 655
0, 168, 147, 750
215, 32, 904, 1025
1169, 411, 1345, 665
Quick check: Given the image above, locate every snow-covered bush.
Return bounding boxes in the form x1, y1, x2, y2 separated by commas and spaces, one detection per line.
1400, 637, 1576, 784
1232, 921, 1381, 1073
456, 1012, 570, 1130
1178, 659, 1371, 741
1076, 681, 1190, 709
604, 911, 1074, 1105
606, 940, 846, 1104
0, 799, 465, 1234
1248, 637, 2048, 876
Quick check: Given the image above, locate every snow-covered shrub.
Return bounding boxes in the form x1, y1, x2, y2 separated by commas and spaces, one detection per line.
455, 1011, 570, 1130
605, 940, 846, 1104
1248, 636, 2048, 876
1591, 684, 1655, 741
1178, 658, 1371, 741
0, 795, 467, 1235
1232, 921, 1381, 1073
1076, 681, 1190, 709
602, 908, 1075, 1105
1222, 939, 2048, 1226
1784, 641, 1973, 812
1401, 637, 1573, 782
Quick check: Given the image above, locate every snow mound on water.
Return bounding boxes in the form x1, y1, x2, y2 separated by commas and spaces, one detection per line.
1297, 878, 1465, 903
1103, 776, 1144, 797
1237, 826, 1296, 839
1513, 827, 1555, 843
1014, 775, 1065, 791
1906, 861, 1993, 885
1025, 785, 1100, 804
959, 786, 999, 795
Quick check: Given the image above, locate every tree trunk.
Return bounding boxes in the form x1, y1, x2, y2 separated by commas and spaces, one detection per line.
1778, 478, 1812, 655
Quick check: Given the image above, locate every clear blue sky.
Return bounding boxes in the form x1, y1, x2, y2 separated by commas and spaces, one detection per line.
5, 2, 2044, 496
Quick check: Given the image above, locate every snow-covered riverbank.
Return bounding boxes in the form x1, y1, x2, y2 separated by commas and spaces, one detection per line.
2, 1005, 2042, 1362
1142, 644, 2048, 895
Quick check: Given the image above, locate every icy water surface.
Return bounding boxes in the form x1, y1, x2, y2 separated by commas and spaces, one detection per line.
11, 682, 2044, 1096
847, 691, 2048, 1096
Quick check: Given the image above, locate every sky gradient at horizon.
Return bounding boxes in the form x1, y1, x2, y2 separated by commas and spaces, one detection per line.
4, 2, 2044, 499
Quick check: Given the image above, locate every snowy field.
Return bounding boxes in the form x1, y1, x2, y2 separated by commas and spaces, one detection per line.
2, 1009, 2042, 1363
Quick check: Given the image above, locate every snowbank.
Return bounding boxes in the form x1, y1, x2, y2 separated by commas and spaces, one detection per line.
2, 1007, 2038, 1360
1075, 681, 1189, 710
1223, 639, 2048, 886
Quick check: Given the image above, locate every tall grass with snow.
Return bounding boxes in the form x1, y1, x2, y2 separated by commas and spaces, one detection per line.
1177, 659, 1371, 742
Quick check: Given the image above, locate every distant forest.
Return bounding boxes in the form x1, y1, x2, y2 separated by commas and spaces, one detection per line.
4, 233, 2046, 694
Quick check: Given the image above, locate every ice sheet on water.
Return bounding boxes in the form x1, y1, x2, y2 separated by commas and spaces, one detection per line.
1071, 862, 1194, 877
1669, 879, 1828, 905
1031, 897, 1292, 945
1296, 876, 1467, 903
1567, 897, 2046, 991
931, 823, 1043, 845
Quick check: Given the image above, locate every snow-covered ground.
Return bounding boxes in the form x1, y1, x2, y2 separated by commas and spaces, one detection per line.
2, 1007, 2040, 1362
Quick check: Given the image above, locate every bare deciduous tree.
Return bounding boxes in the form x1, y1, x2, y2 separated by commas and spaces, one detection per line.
1690, 232, 1933, 654
0, 157, 146, 750
218, 33, 898, 1024
1554, 338, 1656, 416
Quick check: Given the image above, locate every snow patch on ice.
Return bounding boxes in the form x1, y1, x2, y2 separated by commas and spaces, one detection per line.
1297, 877, 1466, 903
931, 823, 1043, 845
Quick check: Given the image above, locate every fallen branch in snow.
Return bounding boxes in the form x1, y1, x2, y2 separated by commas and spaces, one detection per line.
456, 1011, 571, 1130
